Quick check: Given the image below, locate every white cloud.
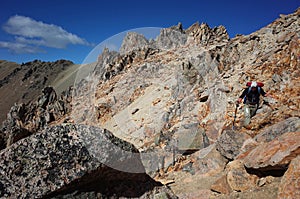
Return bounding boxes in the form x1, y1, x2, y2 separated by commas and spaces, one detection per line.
0, 41, 44, 54
0, 15, 92, 53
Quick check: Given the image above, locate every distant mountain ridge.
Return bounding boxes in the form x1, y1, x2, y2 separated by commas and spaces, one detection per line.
0, 59, 75, 123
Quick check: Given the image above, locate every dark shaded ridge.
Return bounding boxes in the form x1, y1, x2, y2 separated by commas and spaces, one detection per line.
245, 165, 288, 178
43, 166, 162, 198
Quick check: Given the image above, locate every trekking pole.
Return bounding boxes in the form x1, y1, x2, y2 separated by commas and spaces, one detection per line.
232, 102, 239, 130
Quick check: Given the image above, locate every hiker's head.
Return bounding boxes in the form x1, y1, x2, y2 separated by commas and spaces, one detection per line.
251, 81, 257, 91
251, 81, 257, 87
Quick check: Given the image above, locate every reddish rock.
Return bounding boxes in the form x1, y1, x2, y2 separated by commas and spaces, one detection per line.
277, 155, 300, 199
243, 132, 300, 170
226, 160, 258, 192
236, 138, 259, 159
210, 174, 232, 194
177, 189, 212, 199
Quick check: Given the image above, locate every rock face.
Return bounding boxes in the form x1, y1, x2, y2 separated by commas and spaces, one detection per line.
185, 22, 229, 46
216, 129, 251, 160
0, 7, 300, 199
155, 24, 187, 49
0, 86, 72, 149
277, 155, 300, 199
120, 32, 150, 55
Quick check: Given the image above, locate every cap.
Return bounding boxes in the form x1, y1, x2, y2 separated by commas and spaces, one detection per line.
251, 81, 257, 87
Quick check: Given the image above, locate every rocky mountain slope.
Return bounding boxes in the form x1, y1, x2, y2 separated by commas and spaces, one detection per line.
0, 7, 299, 199
0, 59, 77, 124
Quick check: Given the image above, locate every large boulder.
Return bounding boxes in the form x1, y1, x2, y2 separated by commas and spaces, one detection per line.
0, 124, 177, 198
192, 144, 228, 176
254, 117, 300, 143
216, 129, 251, 160
243, 132, 300, 171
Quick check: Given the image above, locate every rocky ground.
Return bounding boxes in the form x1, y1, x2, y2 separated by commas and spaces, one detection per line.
0, 7, 299, 199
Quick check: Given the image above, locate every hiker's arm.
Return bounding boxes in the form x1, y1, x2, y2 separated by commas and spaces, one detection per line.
237, 89, 247, 104
264, 92, 273, 98
264, 92, 269, 97
237, 98, 243, 104
261, 88, 272, 98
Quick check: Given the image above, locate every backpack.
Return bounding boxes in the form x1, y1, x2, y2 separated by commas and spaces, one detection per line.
246, 81, 264, 87
243, 82, 263, 104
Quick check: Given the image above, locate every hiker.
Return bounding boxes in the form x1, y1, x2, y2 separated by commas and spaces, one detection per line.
236, 81, 271, 128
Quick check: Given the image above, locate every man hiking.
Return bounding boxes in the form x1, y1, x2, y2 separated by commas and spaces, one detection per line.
236, 81, 271, 128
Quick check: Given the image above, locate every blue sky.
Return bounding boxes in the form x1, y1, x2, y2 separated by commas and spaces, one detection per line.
0, 0, 299, 64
